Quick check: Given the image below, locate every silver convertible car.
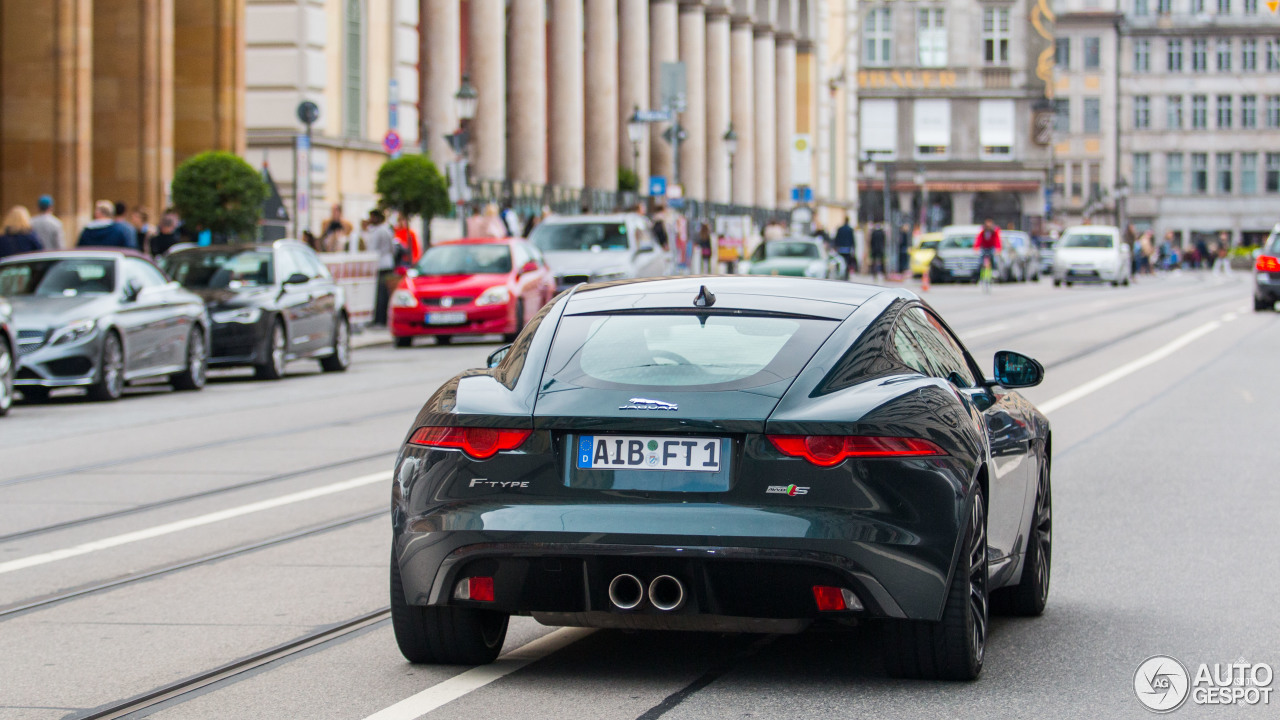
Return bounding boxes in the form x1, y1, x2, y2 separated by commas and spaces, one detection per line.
0, 251, 210, 402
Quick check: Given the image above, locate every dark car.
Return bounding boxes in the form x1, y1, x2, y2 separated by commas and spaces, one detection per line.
163, 242, 351, 379
1253, 225, 1279, 311
0, 295, 13, 416
389, 277, 1053, 681
0, 250, 210, 402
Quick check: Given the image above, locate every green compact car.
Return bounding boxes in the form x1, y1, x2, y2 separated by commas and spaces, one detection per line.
740, 238, 847, 279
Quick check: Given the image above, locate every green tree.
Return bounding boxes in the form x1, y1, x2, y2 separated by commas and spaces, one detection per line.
170, 151, 269, 242
376, 154, 450, 247
618, 166, 639, 193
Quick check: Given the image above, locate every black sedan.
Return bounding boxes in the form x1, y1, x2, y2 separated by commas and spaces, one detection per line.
389, 277, 1052, 680
0, 294, 13, 415
164, 242, 351, 379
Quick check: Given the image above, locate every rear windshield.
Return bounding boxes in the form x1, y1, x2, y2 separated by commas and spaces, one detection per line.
1060, 233, 1114, 249
530, 222, 629, 252
165, 250, 274, 288
1265, 231, 1279, 254
545, 313, 835, 390
752, 241, 820, 261
416, 244, 512, 276
0, 258, 116, 297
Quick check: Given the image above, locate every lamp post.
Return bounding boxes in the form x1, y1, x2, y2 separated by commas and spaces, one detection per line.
451, 74, 478, 234
627, 106, 644, 177
723, 123, 738, 205
1114, 177, 1129, 232
914, 167, 928, 232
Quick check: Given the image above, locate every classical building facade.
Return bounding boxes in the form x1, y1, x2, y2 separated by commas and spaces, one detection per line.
0, 0, 245, 235
852, 0, 1056, 231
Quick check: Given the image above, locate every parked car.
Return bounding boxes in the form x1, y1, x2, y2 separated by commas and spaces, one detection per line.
908, 232, 943, 278
1001, 231, 1039, 282
1052, 225, 1131, 287
390, 237, 557, 347
389, 276, 1052, 681
0, 250, 210, 401
740, 238, 847, 278
1253, 224, 1280, 311
0, 294, 13, 416
931, 225, 1000, 283
529, 214, 669, 291
163, 241, 351, 379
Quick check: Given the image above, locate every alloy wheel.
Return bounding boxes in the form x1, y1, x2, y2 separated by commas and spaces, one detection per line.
0, 339, 12, 414
1033, 469, 1053, 603
336, 319, 350, 367
968, 496, 989, 666
271, 325, 286, 375
189, 333, 207, 387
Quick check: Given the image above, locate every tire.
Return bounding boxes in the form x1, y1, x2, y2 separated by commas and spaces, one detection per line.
394, 336, 413, 348
1122, 277, 1130, 286
390, 550, 508, 665
1254, 295, 1274, 312
1065, 281, 1073, 287
1111, 280, 1120, 287
254, 320, 287, 380
1052, 278, 1061, 287
171, 327, 208, 391
993, 463, 1051, 616
87, 332, 125, 402
435, 335, 453, 346
503, 300, 525, 344
319, 315, 351, 372
881, 486, 988, 681
0, 337, 12, 417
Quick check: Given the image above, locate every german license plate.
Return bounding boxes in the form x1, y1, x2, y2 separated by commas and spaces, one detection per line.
577, 435, 722, 472
426, 311, 466, 325
952, 268, 972, 277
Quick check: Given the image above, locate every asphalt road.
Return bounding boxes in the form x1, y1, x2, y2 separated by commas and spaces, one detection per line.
1, 270, 1275, 719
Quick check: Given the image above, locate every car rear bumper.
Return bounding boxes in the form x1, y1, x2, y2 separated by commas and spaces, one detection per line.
390, 304, 513, 337
1055, 266, 1122, 282
1255, 272, 1280, 300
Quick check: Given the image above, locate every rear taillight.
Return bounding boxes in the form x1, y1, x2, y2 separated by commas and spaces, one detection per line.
1256, 255, 1280, 273
408, 426, 531, 459
454, 576, 495, 602
812, 585, 863, 611
767, 435, 946, 467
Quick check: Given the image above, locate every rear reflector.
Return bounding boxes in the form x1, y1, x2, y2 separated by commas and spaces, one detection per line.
453, 576, 495, 602
1256, 255, 1280, 273
767, 435, 946, 467
409, 426, 531, 459
812, 585, 863, 612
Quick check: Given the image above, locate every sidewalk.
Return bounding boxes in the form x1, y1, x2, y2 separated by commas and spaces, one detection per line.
351, 324, 392, 350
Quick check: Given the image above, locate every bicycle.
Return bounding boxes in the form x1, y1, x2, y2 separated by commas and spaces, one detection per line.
978, 255, 994, 294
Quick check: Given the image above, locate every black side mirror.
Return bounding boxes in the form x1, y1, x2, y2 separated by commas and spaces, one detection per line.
993, 351, 1044, 389
283, 273, 310, 285
487, 344, 511, 369
123, 282, 141, 302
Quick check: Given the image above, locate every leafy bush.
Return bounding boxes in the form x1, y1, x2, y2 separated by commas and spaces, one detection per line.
376, 155, 450, 228
618, 166, 639, 193
171, 152, 269, 241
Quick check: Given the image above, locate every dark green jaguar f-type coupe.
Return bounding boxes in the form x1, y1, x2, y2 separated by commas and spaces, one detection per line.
390, 276, 1052, 681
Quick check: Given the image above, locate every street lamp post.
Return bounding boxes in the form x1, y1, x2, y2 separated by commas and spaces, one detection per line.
915, 167, 928, 232
627, 106, 644, 178
723, 123, 738, 205
452, 74, 479, 234
1115, 177, 1129, 232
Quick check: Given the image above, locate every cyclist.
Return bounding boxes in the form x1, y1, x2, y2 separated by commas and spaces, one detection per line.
973, 218, 1002, 282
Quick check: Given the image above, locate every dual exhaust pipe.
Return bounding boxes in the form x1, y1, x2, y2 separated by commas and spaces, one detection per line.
607, 573, 685, 612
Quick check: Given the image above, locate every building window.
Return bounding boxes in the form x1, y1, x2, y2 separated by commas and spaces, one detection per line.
1168, 39, 1183, 71
1217, 0, 1231, 12
1134, 39, 1150, 72
1243, 39, 1257, 70
1191, 153, 1209, 193
864, 8, 892, 66
1241, 153, 1258, 193
979, 99, 1015, 159
1217, 39, 1232, 71
917, 9, 947, 67
983, 7, 1010, 65
1084, 97, 1102, 133
1084, 37, 1102, 69
1192, 95, 1208, 128
914, 99, 951, 158
1268, 39, 1280, 71
1135, 0, 1149, 14
1167, 95, 1184, 129
1053, 164, 1065, 198
1217, 95, 1233, 128
1070, 162, 1082, 198
1134, 153, 1151, 192
861, 99, 898, 160
1056, 38, 1071, 69
1268, 95, 1280, 127
1134, 96, 1151, 128
1245, 0, 1259, 14
1167, 153, 1184, 194
1243, 95, 1257, 128
343, 0, 365, 139
1192, 0, 1205, 11
1054, 98, 1071, 132
1266, 153, 1280, 192
1191, 39, 1208, 71
1157, 0, 1173, 12
1217, 153, 1233, 193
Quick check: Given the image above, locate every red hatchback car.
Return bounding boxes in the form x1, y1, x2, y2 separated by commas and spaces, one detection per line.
390, 238, 556, 347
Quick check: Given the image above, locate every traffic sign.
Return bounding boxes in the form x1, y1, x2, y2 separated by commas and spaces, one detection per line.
649, 175, 668, 197
790, 186, 813, 203
1269, 0, 1278, 12
661, 125, 688, 145
635, 109, 672, 123
383, 130, 402, 156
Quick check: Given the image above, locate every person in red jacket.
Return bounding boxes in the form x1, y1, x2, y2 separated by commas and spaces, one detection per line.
973, 218, 1002, 275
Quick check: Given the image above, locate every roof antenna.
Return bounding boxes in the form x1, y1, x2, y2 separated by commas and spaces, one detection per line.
694, 285, 716, 308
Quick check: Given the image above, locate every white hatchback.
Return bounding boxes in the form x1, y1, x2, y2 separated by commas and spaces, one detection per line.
1052, 225, 1131, 287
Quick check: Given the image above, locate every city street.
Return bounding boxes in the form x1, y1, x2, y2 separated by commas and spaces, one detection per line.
1, 272, 1275, 719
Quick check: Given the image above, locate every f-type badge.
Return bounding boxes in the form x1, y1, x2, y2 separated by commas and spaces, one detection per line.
618, 397, 679, 411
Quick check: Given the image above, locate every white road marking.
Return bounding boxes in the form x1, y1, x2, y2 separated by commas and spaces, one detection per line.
962, 322, 1009, 339
1040, 320, 1224, 415
362, 628, 594, 720
1222, 312, 1239, 322
0, 471, 390, 576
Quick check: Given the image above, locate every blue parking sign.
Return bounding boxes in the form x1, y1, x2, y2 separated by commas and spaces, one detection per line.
649, 176, 667, 197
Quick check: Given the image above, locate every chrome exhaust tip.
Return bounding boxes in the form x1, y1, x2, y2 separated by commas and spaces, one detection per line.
608, 573, 645, 610
648, 574, 685, 612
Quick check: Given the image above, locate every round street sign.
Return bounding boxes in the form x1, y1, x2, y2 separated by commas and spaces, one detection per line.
383, 130, 402, 155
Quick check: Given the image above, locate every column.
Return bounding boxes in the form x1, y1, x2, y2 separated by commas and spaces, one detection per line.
677, 2, 705, 200
705, 6, 731, 204
584, 0, 618, 191
174, 0, 243, 163
469, 0, 505, 181
548, 0, 584, 187
649, 0, 678, 184
753, 25, 776, 208
729, 15, 754, 206
424, 0, 460, 168
617, 0, 650, 187
775, 32, 796, 207
953, 192, 975, 226
507, 0, 546, 182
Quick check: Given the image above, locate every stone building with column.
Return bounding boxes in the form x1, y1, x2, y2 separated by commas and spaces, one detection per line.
0, 0, 245, 236
419, 0, 836, 213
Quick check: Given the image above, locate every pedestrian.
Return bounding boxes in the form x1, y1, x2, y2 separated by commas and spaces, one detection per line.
130, 207, 155, 255
812, 221, 831, 248
1213, 231, 1231, 277
0, 206, 43, 260
869, 223, 887, 279
696, 221, 713, 272
763, 220, 785, 241
366, 209, 397, 326
78, 200, 136, 248
1139, 231, 1156, 275
318, 204, 353, 252
833, 216, 856, 277
148, 211, 184, 257
1123, 223, 1138, 276
113, 201, 140, 250
651, 207, 670, 250
30, 195, 65, 251
501, 203, 520, 238
898, 223, 912, 277
523, 205, 551, 238
973, 218, 1002, 278
301, 229, 320, 251
1195, 235, 1210, 270
394, 213, 421, 264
